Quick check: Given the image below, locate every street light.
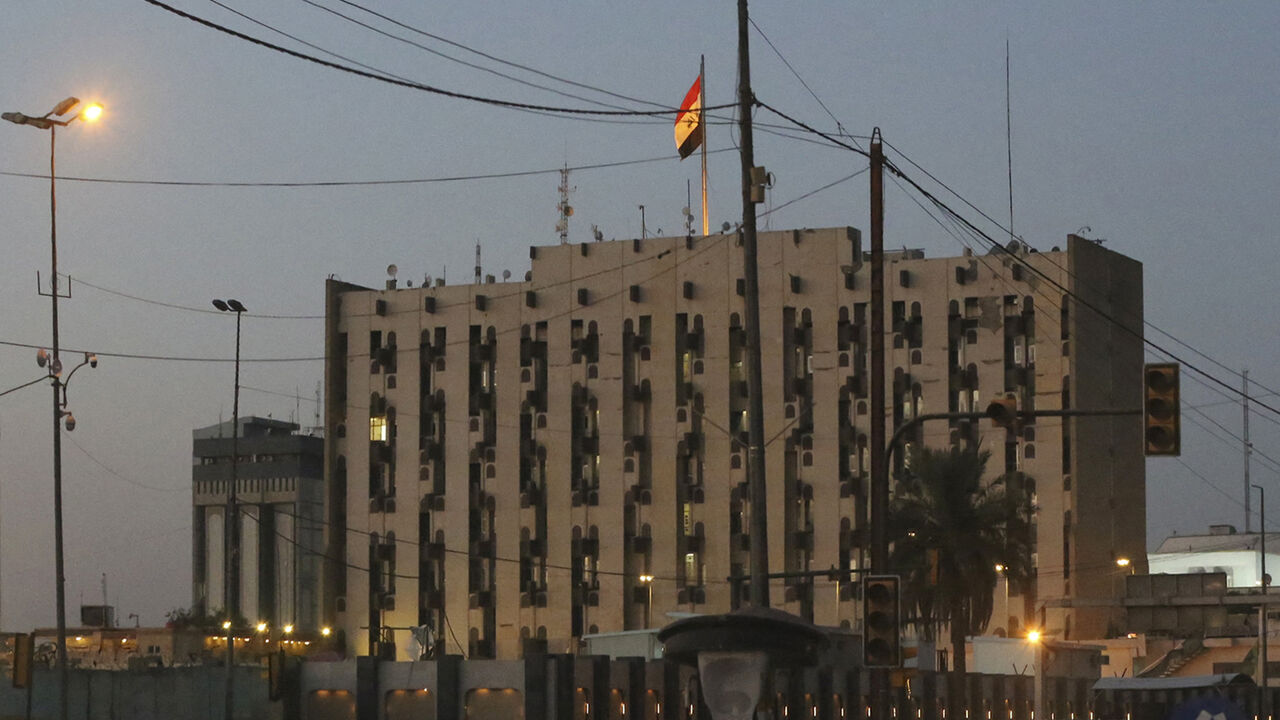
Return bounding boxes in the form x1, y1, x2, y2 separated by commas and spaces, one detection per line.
1027, 630, 1045, 720
213, 297, 247, 720
638, 574, 655, 628
995, 564, 1010, 637
4, 95, 103, 720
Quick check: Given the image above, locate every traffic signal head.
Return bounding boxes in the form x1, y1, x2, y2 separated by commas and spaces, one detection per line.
986, 392, 1020, 431
1144, 363, 1180, 456
863, 574, 901, 667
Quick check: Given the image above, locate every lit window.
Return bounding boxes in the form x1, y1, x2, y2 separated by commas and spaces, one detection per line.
370, 416, 388, 442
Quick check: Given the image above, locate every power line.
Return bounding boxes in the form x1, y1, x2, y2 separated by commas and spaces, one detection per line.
1, 147, 734, 188
878, 137, 1280, 402
144, 0, 736, 119
0, 339, 323, 364
317, 0, 668, 110
295, 0, 657, 115
758, 168, 867, 218
753, 99, 1280, 420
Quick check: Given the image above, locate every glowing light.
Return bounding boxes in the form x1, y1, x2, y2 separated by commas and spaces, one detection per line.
222, 620, 232, 630
256, 622, 268, 633
81, 104, 103, 122
321, 626, 332, 637
283, 624, 294, 634
1027, 630, 1042, 643
1115, 557, 1131, 568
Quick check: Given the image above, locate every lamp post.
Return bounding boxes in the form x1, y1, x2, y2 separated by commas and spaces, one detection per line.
213, 298, 247, 720
1027, 630, 1045, 720
1255, 482, 1269, 719
995, 564, 1010, 636
4, 96, 102, 720
639, 574, 655, 628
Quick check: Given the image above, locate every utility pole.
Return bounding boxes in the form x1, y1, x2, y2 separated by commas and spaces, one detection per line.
737, 0, 770, 609
868, 129, 890, 718
1246, 369, 1252, 532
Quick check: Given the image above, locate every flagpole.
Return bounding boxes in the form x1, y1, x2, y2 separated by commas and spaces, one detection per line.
699, 55, 709, 236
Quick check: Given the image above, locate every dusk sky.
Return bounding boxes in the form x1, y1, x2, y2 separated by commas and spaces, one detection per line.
2, 2, 1278, 631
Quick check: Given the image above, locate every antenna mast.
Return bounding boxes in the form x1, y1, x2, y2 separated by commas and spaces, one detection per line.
474, 243, 482, 285
556, 164, 575, 244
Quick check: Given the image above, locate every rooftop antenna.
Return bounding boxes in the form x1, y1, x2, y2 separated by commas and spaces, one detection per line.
591, 225, 604, 242
639, 205, 647, 239
474, 244, 481, 285
556, 164, 575, 244
314, 381, 321, 431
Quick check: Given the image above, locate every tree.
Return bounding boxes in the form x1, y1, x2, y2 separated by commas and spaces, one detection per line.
888, 446, 1034, 718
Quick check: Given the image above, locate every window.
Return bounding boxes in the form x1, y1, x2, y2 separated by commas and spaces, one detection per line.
370, 416, 388, 442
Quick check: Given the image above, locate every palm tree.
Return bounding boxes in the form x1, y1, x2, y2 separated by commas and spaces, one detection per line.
888, 446, 1035, 718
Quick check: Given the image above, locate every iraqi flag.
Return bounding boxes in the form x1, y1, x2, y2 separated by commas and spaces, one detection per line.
674, 76, 703, 159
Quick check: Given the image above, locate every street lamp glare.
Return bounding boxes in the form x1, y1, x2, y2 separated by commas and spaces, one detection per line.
1026, 630, 1041, 643
1115, 557, 1131, 568
80, 104, 103, 123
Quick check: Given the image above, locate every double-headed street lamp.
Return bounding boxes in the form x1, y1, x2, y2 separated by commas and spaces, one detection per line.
4, 96, 103, 720
212, 298, 247, 720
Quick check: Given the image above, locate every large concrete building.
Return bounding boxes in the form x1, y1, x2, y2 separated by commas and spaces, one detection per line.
322, 226, 1146, 660
192, 417, 325, 630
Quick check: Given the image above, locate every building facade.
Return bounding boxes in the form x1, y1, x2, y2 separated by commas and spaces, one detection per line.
192, 417, 324, 630
322, 226, 1146, 660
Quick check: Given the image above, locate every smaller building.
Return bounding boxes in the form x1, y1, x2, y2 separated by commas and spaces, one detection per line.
1149, 524, 1280, 589
192, 417, 324, 630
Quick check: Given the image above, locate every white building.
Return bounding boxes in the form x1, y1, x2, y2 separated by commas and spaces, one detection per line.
1148, 524, 1280, 588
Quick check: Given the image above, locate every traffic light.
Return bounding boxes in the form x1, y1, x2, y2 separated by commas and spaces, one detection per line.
863, 574, 901, 667
986, 392, 1020, 432
1144, 363, 1180, 456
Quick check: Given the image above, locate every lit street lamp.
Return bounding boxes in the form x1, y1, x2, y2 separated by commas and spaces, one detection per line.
213, 298, 247, 720
4, 96, 102, 720
638, 574, 655, 628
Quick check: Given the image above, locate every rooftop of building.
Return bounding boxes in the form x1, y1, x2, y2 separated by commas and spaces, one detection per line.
1153, 524, 1280, 554
193, 416, 318, 441
331, 227, 1113, 295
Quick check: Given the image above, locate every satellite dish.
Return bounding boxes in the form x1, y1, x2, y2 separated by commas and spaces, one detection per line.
682, 206, 691, 215
721, 222, 732, 232
387, 264, 398, 278
502, 270, 511, 281
424, 273, 432, 287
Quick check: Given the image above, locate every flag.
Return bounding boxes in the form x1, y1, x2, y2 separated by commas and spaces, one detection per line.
674, 76, 703, 159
